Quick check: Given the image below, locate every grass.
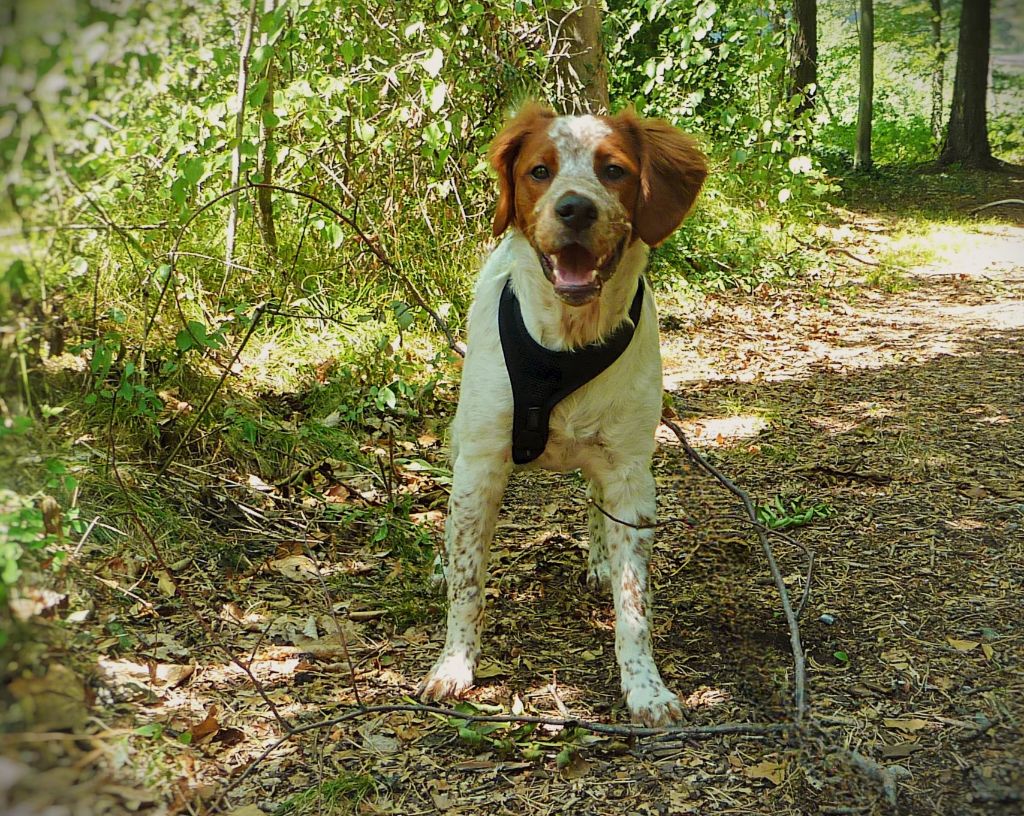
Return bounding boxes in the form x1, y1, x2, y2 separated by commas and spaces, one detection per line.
276, 772, 377, 816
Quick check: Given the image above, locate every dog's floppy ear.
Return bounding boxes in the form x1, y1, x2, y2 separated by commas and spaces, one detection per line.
488, 103, 554, 237
619, 112, 708, 247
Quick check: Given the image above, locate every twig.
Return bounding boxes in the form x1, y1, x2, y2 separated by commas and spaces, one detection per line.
969, 198, 1024, 214
155, 303, 265, 477
210, 702, 787, 812
0, 223, 167, 237
662, 416, 808, 722
588, 497, 691, 529
838, 748, 911, 807
590, 500, 815, 620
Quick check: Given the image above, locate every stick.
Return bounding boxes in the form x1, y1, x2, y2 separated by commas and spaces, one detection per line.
969, 198, 1024, 214
209, 703, 787, 812
661, 416, 808, 722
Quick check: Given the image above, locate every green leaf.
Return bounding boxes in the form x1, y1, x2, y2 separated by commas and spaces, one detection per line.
175, 329, 194, 352
376, 385, 397, 411
391, 300, 415, 330
3, 260, 27, 289
134, 723, 164, 738
182, 157, 204, 185
834, 651, 848, 663
248, 78, 269, 108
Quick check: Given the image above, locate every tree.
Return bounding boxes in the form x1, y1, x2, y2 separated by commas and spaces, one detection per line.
548, 0, 609, 114
939, 0, 996, 167
256, 0, 279, 257
224, 0, 259, 293
929, 0, 945, 144
789, 0, 818, 114
854, 0, 874, 170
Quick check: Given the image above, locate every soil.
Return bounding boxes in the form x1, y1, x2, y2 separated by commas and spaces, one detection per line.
2, 183, 1022, 815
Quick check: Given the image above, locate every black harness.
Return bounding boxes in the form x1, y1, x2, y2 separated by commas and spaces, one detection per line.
498, 278, 645, 465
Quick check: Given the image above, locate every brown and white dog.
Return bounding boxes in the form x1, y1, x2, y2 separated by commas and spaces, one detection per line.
420, 104, 707, 725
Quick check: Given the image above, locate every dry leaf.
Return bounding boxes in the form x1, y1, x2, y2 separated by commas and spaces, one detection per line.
188, 705, 220, 743
475, 658, 508, 678
883, 718, 929, 732
880, 742, 921, 758
155, 569, 176, 597
744, 758, 786, 785
271, 554, 319, 582
947, 637, 980, 652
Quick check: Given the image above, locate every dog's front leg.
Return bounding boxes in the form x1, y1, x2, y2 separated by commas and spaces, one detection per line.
594, 460, 683, 726
420, 452, 510, 700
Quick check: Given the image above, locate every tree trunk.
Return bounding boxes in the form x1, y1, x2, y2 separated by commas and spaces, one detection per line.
547, 0, 609, 115
929, 0, 945, 145
256, 0, 278, 256
223, 0, 259, 296
939, 0, 996, 167
789, 0, 818, 114
853, 0, 874, 171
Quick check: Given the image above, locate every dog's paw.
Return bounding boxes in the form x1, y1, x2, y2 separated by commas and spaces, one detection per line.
625, 683, 684, 727
585, 561, 611, 590
418, 652, 475, 701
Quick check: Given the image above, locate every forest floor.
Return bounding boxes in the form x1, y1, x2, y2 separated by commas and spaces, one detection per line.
3, 169, 1023, 815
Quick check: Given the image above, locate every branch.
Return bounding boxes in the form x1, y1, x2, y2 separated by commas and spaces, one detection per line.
969, 198, 1024, 214
662, 416, 808, 722
210, 702, 788, 812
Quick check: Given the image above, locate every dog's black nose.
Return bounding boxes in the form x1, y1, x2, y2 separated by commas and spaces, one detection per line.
555, 194, 598, 232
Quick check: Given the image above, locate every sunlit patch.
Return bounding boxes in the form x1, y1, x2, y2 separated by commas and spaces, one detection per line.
683, 685, 731, 709
658, 414, 769, 447
976, 413, 1013, 425
882, 223, 1024, 278
807, 415, 860, 435
943, 517, 987, 531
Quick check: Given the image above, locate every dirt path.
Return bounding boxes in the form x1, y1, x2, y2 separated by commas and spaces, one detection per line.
4, 220, 1022, 815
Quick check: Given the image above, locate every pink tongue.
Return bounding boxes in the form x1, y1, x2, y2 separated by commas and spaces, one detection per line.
553, 245, 597, 286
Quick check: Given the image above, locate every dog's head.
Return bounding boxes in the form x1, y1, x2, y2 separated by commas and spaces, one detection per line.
489, 104, 708, 306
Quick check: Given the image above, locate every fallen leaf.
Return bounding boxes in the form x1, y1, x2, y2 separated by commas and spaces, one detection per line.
188, 706, 220, 743
883, 718, 929, 732
744, 758, 786, 785
475, 658, 508, 678
947, 637, 980, 652
226, 806, 265, 816
154, 569, 177, 597
561, 753, 593, 780
271, 554, 319, 582
881, 742, 921, 758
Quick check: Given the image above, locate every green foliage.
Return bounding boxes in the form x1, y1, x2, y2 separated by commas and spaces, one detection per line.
444, 701, 600, 764
276, 771, 377, 816
607, 0, 837, 289
756, 495, 832, 530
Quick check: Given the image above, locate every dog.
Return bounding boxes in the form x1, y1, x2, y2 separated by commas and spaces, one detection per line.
419, 103, 707, 725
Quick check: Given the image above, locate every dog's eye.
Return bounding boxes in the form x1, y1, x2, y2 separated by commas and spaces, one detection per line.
604, 164, 626, 181
530, 165, 550, 180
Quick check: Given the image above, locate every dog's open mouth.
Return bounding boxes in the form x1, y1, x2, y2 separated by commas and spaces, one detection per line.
538, 240, 625, 306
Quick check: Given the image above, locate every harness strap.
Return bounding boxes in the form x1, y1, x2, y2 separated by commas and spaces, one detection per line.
498, 278, 645, 465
